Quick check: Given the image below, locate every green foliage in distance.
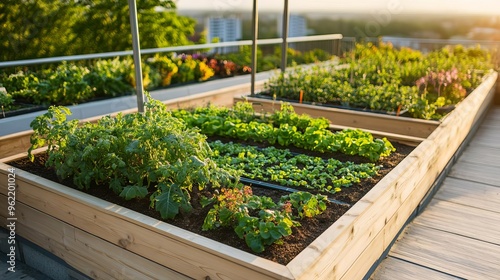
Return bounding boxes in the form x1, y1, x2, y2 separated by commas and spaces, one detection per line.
70, 0, 195, 54
0, 0, 83, 61
0, 0, 195, 60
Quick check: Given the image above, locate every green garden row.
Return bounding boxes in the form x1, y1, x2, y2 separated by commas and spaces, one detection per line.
209, 140, 379, 193
173, 102, 395, 161
0, 46, 332, 111
264, 43, 494, 119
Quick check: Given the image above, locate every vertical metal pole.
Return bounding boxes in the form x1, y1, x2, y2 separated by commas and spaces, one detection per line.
251, 0, 258, 95
337, 39, 341, 57
128, 0, 146, 112
280, 0, 289, 73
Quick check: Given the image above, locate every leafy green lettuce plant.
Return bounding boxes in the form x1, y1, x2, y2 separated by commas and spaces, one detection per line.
173, 102, 395, 161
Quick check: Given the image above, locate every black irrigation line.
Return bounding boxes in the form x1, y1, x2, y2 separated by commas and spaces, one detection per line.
239, 177, 351, 207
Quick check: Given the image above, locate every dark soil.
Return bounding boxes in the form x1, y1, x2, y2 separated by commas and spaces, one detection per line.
8, 140, 414, 265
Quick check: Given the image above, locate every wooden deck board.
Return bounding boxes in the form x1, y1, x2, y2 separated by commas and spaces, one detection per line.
434, 177, 500, 213
472, 126, 500, 139
478, 119, 500, 129
389, 225, 500, 279
482, 107, 500, 121
370, 257, 460, 280
373, 106, 500, 280
449, 161, 500, 187
469, 127, 500, 149
414, 199, 500, 245
457, 145, 500, 167
469, 137, 500, 149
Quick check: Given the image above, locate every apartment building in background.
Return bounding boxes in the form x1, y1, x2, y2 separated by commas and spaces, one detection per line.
205, 17, 242, 54
277, 14, 308, 38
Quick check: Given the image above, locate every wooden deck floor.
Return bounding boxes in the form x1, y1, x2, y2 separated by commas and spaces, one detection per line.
371, 106, 500, 280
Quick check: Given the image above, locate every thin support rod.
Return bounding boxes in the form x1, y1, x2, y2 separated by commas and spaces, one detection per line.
251, 0, 259, 95
128, 0, 146, 112
280, 0, 289, 73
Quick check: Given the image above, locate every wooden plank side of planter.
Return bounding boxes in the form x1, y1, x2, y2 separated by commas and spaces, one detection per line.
0, 196, 191, 280
0, 130, 32, 159
286, 71, 498, 280
234, 96, 440, 138
0, 167, 293, 280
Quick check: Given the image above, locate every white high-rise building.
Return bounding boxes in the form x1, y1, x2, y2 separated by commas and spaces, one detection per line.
206, 17, 242, 54
277, 14, 308, 38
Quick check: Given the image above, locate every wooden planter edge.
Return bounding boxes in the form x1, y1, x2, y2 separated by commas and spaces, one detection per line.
0, 195, 192, 280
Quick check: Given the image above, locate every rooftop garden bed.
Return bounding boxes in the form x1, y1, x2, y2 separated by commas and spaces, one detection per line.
252, 43, 494, 120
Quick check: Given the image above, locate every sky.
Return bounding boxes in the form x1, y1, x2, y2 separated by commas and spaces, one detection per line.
176, 0, 500, 15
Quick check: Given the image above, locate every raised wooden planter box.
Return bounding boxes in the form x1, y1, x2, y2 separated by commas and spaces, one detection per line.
234, 98, 441, 139
0, 72, 497, 279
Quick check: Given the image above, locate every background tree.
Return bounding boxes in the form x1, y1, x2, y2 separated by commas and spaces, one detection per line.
70, 0, 195, 54
0, 0, 82, 61
0, 0, 196, 61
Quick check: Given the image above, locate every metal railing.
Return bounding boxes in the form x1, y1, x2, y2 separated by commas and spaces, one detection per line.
0, 34, 343, 68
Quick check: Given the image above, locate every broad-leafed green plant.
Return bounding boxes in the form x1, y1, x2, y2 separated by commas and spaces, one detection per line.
28, 95, 237, 220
